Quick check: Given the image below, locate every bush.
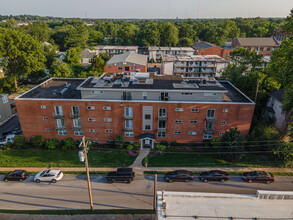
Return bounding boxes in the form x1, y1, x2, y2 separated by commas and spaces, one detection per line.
127, 145, 133, 150
114, 135, 124, 149
155, 144, 167, 151
62, 138, 76, 151
134, 143, 139, 149
46, 138, 60, 150
159, 141, 169, 146
31, 135, 45, 148
4, 142, 13, 149
13, 135, 26, 148
142, 157, 149, 166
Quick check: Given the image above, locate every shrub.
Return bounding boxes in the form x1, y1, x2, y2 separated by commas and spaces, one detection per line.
159, 141, 169, 146
142, 157, 149, 166
155, 144, 167, 151
134, 143, 139, 149
62, 138, 76, 151
127, 145, 134, 150
31, 135, 45, 148
13, 135, 26, 148
4, 142, 13, 149
46, 138, 60, 150
114, 134, 124, 149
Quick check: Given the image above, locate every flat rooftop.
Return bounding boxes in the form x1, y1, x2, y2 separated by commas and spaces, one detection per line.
148, 46, 194, 52
162, 54, 227, 62
94, 45, 138, 50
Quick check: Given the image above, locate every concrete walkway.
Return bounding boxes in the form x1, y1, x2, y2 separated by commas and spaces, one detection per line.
130, 148, 150, 170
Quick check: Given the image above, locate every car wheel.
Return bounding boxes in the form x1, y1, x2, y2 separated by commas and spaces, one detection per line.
51, 179, 57, 183
185, 179, 189, 182
4, 178, 8, 182
248, 179, 252, 183
36, 179, 41, 183
19, 179, 23, 182
221, 179, 225, 182
203, 179, 207, 183
266, 180, 271, 184
168, 179, 173, 183
127, 180, 131, 184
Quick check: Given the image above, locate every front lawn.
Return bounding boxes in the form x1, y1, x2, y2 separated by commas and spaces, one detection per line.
147, 150, 280, 168
0, 149, 136, 167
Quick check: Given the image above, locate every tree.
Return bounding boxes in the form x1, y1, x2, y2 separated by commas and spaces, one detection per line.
26, 21, 51, 42
274, 142, 293, 167
43, 44, 58, 69
13, 135, 26, 148
0, 29, 46, 89
215, 128, 245, 162
117, 23, 139, 45
204, 26, 228, 46
178, 37, 193, 46
282, 8, 293, 35
160, 22, 179, 46
62, 138, 76, 151
114, 134, 124, 149
64, 47, 82, 65
88, 29, 104, 46
138, 22, 160, 46
89, 55, 105, 74
31, 135, 45, 148
51, 59, 75, 78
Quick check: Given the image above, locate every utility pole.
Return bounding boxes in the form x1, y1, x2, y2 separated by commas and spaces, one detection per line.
255, 79, 260, 103
82, 136, 94, 212
153, 174, 157, 211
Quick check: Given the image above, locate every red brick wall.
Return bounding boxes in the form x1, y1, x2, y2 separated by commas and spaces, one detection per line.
196, 47, 234, 61
15, 99, 254, 143
104, 65, 147, 73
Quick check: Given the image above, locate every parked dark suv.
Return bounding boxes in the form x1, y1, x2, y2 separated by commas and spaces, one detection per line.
4, 170, 28, 182
106, 168, 135, 183
199, 170, 229, 182
164, 170, 194, 183
242, 171, 274, 184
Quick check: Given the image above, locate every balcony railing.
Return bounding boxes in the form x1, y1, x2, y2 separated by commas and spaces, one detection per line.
124, 115, 133, 120
55, 125, 66, 130
72, 125, 82, 131
158, 115, 167, 120
124, 127, 134, 131
157, 127, 167, 132
70, 112, 80, 119
206, 116, 216, 122
159, 96, 170, 101
52, 112, 64, 119
121, 95, 132, 100
204, 128, 215, 134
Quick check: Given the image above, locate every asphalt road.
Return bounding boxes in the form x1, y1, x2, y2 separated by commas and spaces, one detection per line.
0, 115, 21, 137
0, 174, 293, 210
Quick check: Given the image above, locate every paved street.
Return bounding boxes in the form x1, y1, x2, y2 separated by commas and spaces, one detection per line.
0, 174, 293, 210
0, 115, 21, 137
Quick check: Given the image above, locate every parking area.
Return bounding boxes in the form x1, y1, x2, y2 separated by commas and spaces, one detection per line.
0, 115, 21, 137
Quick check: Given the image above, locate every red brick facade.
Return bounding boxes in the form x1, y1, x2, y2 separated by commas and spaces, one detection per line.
15, 99, 254, 143
104, 65, 147, 73
195, 47, 233, 61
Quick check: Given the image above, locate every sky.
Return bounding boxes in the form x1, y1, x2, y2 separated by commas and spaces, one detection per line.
0, 0, 292, 19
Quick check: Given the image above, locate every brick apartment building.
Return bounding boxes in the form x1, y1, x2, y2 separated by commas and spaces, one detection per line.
232, 37, 280, 56
15, 73, 255, 148
192, 41, 234, 61
104, 52, 148, 73
273, 28, 292, 42
148, 46, 195, 62
161, 54, 227, 78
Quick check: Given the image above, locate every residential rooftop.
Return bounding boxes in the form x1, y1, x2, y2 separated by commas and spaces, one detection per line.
234, 37, 280, 47
162, 54, 227, 63
93, 45, 138, 50
107, 52, 148, 66
16, 73, 254, 104
148, 46, 194, 52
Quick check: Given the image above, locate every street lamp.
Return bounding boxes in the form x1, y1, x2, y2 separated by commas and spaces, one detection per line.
78, 136, 94, 212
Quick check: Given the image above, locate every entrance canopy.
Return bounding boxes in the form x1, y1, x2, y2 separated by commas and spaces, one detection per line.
139, 133, 155, 149
139, 133, 156, 140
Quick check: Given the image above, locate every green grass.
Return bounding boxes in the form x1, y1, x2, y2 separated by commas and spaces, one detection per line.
0, 149, 137, 167
0, 209, 155, 215
147, 150, 281, 168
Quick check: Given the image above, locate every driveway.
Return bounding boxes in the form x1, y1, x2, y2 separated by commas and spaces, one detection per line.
0, 115, 21, 137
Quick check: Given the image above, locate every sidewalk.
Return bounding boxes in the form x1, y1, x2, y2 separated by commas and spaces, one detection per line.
0, 166, 292, 173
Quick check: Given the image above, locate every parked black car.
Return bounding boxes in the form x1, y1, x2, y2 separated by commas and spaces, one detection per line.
164, 170, 194, 183
199, 170, 229, 182
106, 168, 135, 183
4, 170, 28, 182
242, 171, 274, 184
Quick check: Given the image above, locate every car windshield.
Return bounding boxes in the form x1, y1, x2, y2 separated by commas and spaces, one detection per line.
40, 171, 46, 176
250, 171, 258, 177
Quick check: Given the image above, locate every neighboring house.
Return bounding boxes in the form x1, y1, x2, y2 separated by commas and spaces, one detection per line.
94, 45, 138, 58
273, 28, 292, 42
42, 41, 52, 47
56, 52, 66, 63
15, 73, 254, 146
192, 41, 234, 61
104, 52, 148, 73
232, 37, 280, 56
0, 94, 12, 124
264, 88, 289, 130
161, 54, 227, 78
148, 46, 194, 62
80, 49, 98, 67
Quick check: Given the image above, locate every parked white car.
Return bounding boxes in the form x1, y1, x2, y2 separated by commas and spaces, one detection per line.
34, 170, 63, 183
0, 134, 15, 147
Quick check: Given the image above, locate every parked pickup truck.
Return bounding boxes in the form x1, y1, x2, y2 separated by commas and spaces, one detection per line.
106, 168, 135, 183
0, 134, 15, 147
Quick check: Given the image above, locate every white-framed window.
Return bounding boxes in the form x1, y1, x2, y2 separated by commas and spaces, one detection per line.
191, 108, 199, 112
174, 131, 182, 135
58, 129, 67, 136
175, 108, 183, 112
118, 67, 123, 70
190, 120, 198, 124
107, 66, 111, 69
221, 121, 226, 125
142, 91, 147, 100
125, 120, 133, 128
207, 109, 215, 118
74, 130, 83, 136
125, 107, 133, 117
55, 106, 63, 115
41, 105, 46, 109
223, 109, 228, 113
89, 129, 97, 133
87, 106, 95, 110
105, 129, 112, 133
131, 67, 136, 70
203, 133, 213, 139
125, 132, 134, 137
157, 132, 166, 138
91, 91, 104, 94
104, 118, 112, 122
103, 106, 111, 110
220, 132, 224, 136
145, 114, 151, 120
2, 95, 8, 104
188, 131, 197, 135
181, 93, 193, 95
174, 120, 182, 124
43, 117, 48, 121
45, 128, 51, 132
204, 93, 217, 96
88, 118, 96, 122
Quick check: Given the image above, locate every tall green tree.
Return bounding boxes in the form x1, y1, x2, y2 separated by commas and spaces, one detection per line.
0, 28, 46, 89
117, 23, 139, 45
64, 47, 82, 65
51, 59, 74, 78
26, 21, 51, 42
160, 22, 179, 46
138, 22, 160, 46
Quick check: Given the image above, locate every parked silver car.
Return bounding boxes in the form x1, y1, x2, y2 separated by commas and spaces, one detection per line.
34, 170, 63, 183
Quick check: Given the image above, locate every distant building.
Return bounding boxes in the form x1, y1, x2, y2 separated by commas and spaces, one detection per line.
104, 52, 148, 73
161, 54, 227, 78
148, 46, 194, 62
232, 37, 280, 56
0, 94, 12, 124
192, 41, 234, 60
93, 45, 138, 58
56, 52, 66, 63
80, 49, 98, 67
273, 28, 292, 42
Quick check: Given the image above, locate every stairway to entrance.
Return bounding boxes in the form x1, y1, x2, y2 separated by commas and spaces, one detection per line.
130, 147, 150, 168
